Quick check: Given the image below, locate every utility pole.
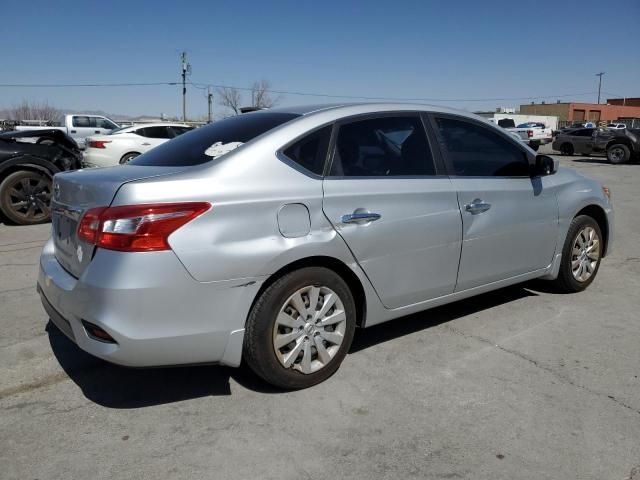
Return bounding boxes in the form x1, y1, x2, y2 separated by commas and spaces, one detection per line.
595, 72, 605, 104
207, 86, 213, 123
181, 52, 191, 121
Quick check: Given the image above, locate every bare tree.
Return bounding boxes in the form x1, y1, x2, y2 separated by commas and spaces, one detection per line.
251, 79, 281, 109
9, 100, 60, 124
216, 87, 242, 115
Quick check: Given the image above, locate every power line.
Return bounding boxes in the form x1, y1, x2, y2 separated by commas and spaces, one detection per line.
0, 80, 598, 103
0, 82, 177, 87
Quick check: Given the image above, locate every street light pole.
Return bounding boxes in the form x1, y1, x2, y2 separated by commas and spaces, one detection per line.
596, 72, 605, 104
207, 86, 213, 123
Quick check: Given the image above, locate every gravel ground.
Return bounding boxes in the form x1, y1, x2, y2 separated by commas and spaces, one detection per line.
1, 149, 639, 480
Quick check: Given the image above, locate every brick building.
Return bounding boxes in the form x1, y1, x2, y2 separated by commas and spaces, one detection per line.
607, 98, 640, 107
519, 101, 640, 122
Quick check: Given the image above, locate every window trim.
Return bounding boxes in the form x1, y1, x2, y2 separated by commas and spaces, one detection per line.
427, 112, 535, 179
325, 111, 445, 180
276, 122, 336, 179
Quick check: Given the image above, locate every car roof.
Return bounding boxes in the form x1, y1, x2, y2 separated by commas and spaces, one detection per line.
267, 102, 484, 120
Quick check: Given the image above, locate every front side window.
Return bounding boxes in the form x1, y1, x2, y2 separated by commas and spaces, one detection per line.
283, 125, 332, 175
329, 116, 435, 176
436, 117, 529, 177
130, 112, 299, 167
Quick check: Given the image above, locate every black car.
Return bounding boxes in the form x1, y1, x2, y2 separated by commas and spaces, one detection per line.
0, 130, 82, 225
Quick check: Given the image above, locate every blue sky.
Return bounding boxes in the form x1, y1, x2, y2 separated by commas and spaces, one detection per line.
1, 0, 639, 118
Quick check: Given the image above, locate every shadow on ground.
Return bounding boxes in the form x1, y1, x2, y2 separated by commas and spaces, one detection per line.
48, 284, 539, 408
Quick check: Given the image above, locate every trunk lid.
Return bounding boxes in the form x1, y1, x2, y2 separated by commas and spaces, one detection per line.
51, 165, 183, 278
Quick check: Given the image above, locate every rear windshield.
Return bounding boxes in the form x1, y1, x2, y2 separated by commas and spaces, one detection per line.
130, 112, 300, 167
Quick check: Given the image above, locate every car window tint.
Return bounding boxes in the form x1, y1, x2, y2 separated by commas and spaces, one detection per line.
329, 116, 435, 177
130, 112, 300, 167
72, 116, 90, 128
169, 126, 193, 136
575, 129, 594, 137
142, 126, 172, 139
436, 117, 529, 177
283, 125, 332, 175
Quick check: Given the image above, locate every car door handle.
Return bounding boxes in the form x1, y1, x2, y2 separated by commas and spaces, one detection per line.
141, 142, 151, 146
464, 199, 491, 214
70, 130, 77, 133
341, 212, 381, 224
94, 130, 100, 133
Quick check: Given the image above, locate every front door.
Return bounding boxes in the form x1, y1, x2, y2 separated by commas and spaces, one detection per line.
322, 114, 462, 309
432, 115, 558, 291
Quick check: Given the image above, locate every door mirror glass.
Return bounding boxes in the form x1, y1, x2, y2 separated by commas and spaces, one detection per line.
534, 154, 557, 176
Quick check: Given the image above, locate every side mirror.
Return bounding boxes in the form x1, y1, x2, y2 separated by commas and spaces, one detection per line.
534, 154, 557, 176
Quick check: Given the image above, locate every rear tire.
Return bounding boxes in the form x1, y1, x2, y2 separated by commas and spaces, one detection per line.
607, 144, 630, 164
119, 152, 139, 164
0, 170, 52, 225
550, 215, 602, 293
560, 143, 574, 156
243, 267, 356, 389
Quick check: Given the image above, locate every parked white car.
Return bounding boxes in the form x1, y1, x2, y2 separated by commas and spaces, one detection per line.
83, 123, 193, 168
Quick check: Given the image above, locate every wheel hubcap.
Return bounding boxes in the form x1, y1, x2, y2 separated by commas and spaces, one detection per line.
6, 176, 51, 221
610, 148, 623, 161
571, 226, 600, 282
273, 285, 347, 375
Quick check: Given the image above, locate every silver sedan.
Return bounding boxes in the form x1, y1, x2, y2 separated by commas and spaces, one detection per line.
38, 103, 614, 389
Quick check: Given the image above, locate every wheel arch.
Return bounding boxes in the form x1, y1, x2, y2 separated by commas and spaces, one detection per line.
0, 158, 59, 182
248, 255, 367, 328
575, 204, 609, 257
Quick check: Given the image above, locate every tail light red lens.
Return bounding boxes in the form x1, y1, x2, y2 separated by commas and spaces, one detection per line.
88, 140, 111, 149
527, 130, 533, 138
77, 202, 211, 252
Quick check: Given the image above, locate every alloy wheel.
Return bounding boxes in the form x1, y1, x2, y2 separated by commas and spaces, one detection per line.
273, 285, 347, 374
609, 147, 624, 163
571, 226, 600, 282
5, 174, 51, 222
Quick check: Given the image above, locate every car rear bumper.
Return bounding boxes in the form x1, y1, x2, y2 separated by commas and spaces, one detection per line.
37, 238, 264, 368
83, 149, 118, 168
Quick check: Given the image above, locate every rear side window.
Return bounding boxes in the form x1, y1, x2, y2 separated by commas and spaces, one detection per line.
283, 125, 332, 175
436, 117, 529, 177
329, 116, 436, 177
130, 112, 300, 167
72, 116, 90, 127
141, 126, 172, 139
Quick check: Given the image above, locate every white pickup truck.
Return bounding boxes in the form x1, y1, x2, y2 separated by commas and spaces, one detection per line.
493, 119, 553, 151
15, 114, 120, 148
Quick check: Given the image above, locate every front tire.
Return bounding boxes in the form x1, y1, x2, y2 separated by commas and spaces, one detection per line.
0, 170, 52, 225
607, 144, 630, 164
243, 267, 356, 389
551, 215, 603, 292
560, 143, 574, 156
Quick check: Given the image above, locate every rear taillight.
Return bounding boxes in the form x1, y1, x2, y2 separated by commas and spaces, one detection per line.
88, 140, 111, 149
77, 202, 211, 252
527, 130, 533, 138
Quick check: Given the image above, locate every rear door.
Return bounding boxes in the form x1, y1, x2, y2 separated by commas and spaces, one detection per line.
321, 113, 462, 309
431, 114, 558, 291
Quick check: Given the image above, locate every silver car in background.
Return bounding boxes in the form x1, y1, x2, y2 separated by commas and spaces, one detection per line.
38, 104, 613, 389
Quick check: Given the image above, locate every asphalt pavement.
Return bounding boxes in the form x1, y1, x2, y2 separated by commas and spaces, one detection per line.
1, 149, 639, 480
